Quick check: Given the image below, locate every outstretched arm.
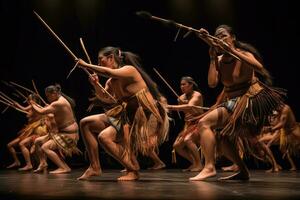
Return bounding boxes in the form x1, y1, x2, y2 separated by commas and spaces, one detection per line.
30, 100, 56, 115
13, 102, 31, 111
77, 59, 136, 79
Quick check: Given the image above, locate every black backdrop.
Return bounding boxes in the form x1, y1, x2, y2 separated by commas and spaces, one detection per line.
0, 0, 298, 169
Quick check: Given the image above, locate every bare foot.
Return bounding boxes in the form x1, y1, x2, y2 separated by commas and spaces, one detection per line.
289, 167, 297, 171
148, 163, 166, 170
118, 171, 139, 181
266, 164, 282, 173
7, 162, 21, 169
218, 171, 249, 181
189, 167, 216, 181
33, 164, 48, 173
18, 165, 33, 171
222, 164, 239, 172
77, 167, 101, 180
50, 167, 71, 174
189, 165, 203, 172
183, 164, 203, 172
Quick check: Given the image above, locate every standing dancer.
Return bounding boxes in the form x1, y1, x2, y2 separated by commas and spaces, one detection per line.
189, 24, 285, 181
77, 46, 169, 181
167, 76, 204, 172
31, 84, 80, 174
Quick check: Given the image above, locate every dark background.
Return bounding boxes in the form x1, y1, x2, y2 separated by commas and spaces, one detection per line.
0, 0, 298, 169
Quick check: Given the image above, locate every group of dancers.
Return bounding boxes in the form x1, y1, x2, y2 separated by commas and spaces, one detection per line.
2, 23, 300, 182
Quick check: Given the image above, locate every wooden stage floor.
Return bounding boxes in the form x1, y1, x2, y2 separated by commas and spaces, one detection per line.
0, 169, 300, 200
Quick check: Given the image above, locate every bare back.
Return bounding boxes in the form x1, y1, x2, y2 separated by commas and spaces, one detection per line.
51, 96, 77, 132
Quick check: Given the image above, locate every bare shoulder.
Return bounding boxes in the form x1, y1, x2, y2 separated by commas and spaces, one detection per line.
122, 65, 136, 71
283, 104, 292, 112
193, 91, 202, 98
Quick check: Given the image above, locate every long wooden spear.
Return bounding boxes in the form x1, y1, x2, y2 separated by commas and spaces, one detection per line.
34, 11, 117, 103
153, 68, 210, 110
153, 68, 180, 98
32, 80, 47, 105
0, 99, 28, 114
33, 11, 81, 78
33, 11, 77, 60
153, 68, 183, 118
136, 11, 240, 61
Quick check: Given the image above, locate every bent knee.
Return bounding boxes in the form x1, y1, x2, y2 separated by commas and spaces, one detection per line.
98, 133, 111, 144
197, 120, 211, 131
80, 118, 91, 129
41, 144, 49, 152
18, 142, 26, 148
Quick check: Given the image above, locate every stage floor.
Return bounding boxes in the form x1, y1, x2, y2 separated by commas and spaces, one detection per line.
0, 169, 300, 200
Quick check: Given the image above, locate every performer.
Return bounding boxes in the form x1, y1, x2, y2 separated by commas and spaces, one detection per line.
6, 94, 47, 171
167, 76, 204, 172
76, 46, 169, 181
189, 24, 285, 181
259, 104, 299, 171
31, 84, 80, 174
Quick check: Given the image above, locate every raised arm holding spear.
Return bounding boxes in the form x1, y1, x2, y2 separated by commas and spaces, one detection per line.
33, 11, 117, 104
136, 11, 241, 61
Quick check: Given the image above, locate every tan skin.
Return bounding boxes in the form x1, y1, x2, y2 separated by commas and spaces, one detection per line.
31, 91, 78, 174
144, 96, 167, 170
76, 53, 157, 181
259, 104, 299, 171
6, 96, 43, 171
167, 79, 203, 172
190, 27, 264, 181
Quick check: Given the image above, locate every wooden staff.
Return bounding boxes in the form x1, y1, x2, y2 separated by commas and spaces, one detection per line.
9, 81, 41, 103
32, 80, 47, 105
153, 68, 180, 98
191, 105, 210, 111
79, 37, 117, 103
1, 106, 9, 114
34, 11, 82, 78
14, 89, 28, 102
0, 99, 28, 114
153, 68, 182, 119
34, 11, 77, 60
1, 80, 27, 101
136, 11, 240, 61
0, 91, 15, 104
79, 38, 92, 64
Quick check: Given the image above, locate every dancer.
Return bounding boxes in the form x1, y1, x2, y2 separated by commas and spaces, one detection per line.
6, 94, 47, 171
31, 84, 80, 174
167, 76, 204, 172
77, 46, 169, 181
259, 104, 299, 171
189, 24, 285, 181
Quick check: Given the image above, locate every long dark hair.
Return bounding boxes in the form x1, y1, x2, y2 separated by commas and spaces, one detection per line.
215, 25, 273, 85
45, 84, 76, 109
99, 46, 161, 100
